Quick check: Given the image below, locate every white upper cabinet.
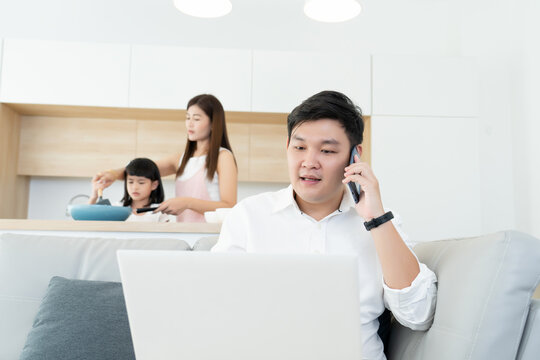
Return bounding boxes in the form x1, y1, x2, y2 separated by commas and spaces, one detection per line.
0, 39, 130, 107
252, 50, 371, 114
129, 45, 252, 111
372, 55, 479, 117
0, 39, 3, 83
371, 115, 482, 242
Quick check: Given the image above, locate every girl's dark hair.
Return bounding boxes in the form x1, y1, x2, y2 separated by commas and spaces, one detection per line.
287, 90, 364, 147
176, 94, 236, 181
121, 158, 165, 207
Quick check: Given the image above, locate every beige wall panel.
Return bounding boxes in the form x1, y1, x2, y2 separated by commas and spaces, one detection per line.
136, 120, 186, 179
10, 105, 370, 187
0, 104, 29, 218
18, 116, 137, 177
249, 124, 289, 182
136, 120, 186, 160
227, 123, 250, 182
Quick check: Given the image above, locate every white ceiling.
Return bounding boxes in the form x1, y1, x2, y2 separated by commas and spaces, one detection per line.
0, 0, 460, 54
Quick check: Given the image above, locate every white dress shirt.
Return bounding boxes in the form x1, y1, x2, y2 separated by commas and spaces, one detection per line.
212, 185, 437, 360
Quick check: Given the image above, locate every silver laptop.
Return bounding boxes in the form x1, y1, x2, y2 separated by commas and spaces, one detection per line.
117, 250, 362, 360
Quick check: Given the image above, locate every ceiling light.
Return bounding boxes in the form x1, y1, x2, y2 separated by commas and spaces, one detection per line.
304, 0, 362, 23
173, 0, 232, 18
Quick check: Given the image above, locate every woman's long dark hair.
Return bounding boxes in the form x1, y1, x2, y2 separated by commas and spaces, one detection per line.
176, 94, 235, 181
121, 158, 165, 207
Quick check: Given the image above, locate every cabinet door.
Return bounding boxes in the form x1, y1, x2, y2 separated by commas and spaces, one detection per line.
129, 45, 252, 111
18, 117, 136, 177
136, 120, 187, 179
372, 55, 479, 117
252, 50, 371, 114
0, 38, 3, 83
0, 39, 130, 107
227, 123, 250, 182
371, 116, 482, 242
249, 124, 289, 182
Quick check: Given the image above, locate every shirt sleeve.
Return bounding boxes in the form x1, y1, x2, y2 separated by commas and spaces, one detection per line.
382, 211, 438, 331
383, 263, 437, 330
211, 202, 249, 252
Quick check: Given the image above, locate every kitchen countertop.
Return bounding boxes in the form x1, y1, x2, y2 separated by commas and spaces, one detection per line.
0, 219, 221, 233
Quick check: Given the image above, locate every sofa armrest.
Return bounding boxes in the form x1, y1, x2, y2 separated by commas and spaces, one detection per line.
517, 299, 540, 360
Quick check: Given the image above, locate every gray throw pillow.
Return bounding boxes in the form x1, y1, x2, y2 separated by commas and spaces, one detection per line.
20, 276, 135, 360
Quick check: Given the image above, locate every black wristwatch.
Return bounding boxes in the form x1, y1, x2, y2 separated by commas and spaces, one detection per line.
364, 211, 394, 231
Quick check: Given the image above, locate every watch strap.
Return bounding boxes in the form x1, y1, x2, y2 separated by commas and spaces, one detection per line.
364, 211, 394, 231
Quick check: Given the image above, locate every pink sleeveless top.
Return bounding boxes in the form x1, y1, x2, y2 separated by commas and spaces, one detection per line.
175, 151, 223, 222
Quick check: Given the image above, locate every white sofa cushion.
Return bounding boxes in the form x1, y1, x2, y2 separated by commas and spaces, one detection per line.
0, 233, 191, 360
387, 231, 540, 360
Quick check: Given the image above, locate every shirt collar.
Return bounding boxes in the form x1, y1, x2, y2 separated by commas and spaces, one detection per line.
272, 185, 357, 215
272, 185, 297, 213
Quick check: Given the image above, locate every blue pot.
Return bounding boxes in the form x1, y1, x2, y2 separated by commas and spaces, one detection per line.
68, 204, 132, 221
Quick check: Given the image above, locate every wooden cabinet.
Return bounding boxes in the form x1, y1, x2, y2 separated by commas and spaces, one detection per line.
0, 104, 29, 219
249, 124, 289, 182
372, 55, 479, 117
227, 123, 250, 182
12, 105, 292, 183
18, 116, 137, 177
252, 50, 371, 114
129, 45, 252, 111
136, 119, 187, 179
12, 104, 372, 183
0, 39, 130, 107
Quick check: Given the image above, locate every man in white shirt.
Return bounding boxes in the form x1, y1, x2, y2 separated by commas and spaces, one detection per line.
212, 90, 437, 360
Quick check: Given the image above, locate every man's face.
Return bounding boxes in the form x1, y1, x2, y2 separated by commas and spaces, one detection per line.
287, 119, 352, 207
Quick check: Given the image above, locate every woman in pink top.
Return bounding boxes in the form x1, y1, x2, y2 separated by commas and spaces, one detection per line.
93, 94, 238, 222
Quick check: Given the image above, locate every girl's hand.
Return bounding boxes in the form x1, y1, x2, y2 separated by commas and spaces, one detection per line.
89, 175, 104, 204
154, 197, 190, 216
342, 155, 385, 220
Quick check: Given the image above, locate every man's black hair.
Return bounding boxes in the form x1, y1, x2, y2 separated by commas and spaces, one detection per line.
287, 90, 364, 147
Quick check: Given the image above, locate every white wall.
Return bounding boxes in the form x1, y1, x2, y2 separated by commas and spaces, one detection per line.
372, 116, 482, 242
459, 0, 539, 239
509, 0, 540, 239
27, 177, 287, 220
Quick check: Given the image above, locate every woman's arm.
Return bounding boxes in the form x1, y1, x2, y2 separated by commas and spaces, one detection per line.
156, 150, 238, 215
92, 153, 181, 190
154, 153, 182, 177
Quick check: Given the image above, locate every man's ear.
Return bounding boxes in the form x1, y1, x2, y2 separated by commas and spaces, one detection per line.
286, 136, 290, 148
355, 144, 363, 159
151, 180, 159, 190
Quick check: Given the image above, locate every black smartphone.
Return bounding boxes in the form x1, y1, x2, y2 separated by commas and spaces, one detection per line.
347, 147, 362, 204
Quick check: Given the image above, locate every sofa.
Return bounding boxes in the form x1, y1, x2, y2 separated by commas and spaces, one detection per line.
0, 232, 218, 359
0, 230, 539, 359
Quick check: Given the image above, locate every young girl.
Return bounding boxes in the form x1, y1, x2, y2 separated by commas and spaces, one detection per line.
92, 94, 238, 222
89, 158, 171, 222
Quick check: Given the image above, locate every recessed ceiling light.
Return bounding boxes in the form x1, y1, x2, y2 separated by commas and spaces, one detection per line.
304, 0, 362, 23
173, 0, 232, 19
